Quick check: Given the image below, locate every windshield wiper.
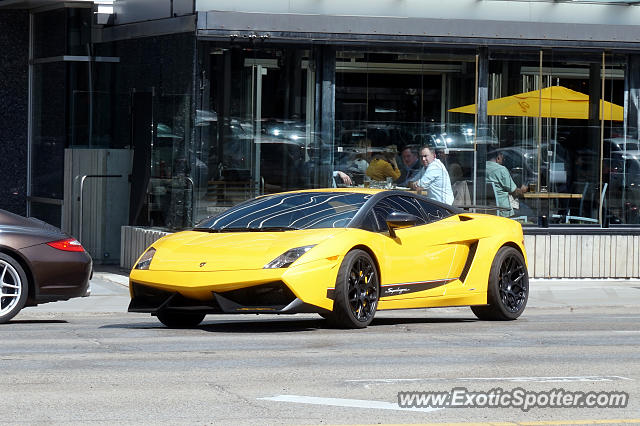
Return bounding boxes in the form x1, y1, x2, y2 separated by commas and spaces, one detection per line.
255, 226, 299, 232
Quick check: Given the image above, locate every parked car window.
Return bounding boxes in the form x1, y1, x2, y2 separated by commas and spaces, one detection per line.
414, 198, 453, 223
372, 195, 427, 232
359, 211, 380, 233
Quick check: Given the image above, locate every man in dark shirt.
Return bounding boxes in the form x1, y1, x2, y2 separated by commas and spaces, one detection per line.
396, 145, 422, 187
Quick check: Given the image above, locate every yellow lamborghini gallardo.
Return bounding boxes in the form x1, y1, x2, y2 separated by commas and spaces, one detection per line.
129, 188, 529, 328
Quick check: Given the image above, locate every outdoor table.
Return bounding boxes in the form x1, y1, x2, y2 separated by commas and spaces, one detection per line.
524, 192, 582, 199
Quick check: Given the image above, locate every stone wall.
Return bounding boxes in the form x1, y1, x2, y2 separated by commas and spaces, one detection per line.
0, 11, 29, 215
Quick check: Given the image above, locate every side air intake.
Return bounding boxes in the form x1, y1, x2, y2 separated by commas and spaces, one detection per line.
459, 241, 478, 283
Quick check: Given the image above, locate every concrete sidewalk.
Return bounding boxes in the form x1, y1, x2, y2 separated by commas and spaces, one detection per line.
21, 265, 132, 314
528, 278, 640, 308
19, 264, 640, 316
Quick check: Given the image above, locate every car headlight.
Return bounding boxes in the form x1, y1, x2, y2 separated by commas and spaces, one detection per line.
263, 245, 315, 269
135, 247, 156, 270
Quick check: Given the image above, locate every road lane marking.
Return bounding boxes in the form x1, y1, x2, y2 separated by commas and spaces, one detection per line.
518, 421, 640, 425
455, 376, 633, 383
334, 420, 640, 425
346, 375, 632, 385
258, 394, 442, 412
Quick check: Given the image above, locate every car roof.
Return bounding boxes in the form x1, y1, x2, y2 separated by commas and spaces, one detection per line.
256, 188, 462, 215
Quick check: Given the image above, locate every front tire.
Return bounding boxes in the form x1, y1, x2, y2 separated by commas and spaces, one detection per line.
156, 310, 206, 328
471, 246, 529, 321
0, 253, 28, 324
326, 249, 379, 328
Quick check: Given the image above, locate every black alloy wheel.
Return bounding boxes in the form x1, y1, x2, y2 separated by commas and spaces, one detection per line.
327, 249, 379, 328
497, 251, 529, 313
471, 246, 529, 321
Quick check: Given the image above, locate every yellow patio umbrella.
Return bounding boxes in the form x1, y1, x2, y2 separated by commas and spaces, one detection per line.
448, 85, 623, 121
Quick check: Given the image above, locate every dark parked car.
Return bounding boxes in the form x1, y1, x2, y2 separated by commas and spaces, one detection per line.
0, 209, 92, 323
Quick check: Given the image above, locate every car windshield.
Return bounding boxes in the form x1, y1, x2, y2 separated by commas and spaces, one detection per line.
194, 192, 371, 231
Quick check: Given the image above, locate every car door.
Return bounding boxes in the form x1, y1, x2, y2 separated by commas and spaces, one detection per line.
370, 195, 460, 303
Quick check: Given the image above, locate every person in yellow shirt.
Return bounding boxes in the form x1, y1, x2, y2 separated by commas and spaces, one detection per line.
366, 145, 401, 182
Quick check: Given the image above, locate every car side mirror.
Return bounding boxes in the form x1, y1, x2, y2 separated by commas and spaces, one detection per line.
385, 211, 419, 238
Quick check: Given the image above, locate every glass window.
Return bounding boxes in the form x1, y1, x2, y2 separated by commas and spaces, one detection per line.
29, 201, 62, 228
32, 9, 66, 59
149, 93, 193, 229
30, 7, 119, 229
360, 211, 379, 232
66, 8, 92, 56
194, 45, 323, 225
372, 195, 427, 232
602, 53, 634, 226
386, 196, 426, 221
372, 200, 394, 232
414, 198, 455, 223
93, 33, 196, 229
32, 7, 92, 59
31, 59, 117, 202
69, 61, 116, 148
486, 48, 625, 225
31, 62, 66, 200
334, 48, 476, 204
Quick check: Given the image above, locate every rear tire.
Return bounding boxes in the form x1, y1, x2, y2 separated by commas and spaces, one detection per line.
326, 249, 379, 328
0, 253, 28, 324
156, 310, 206, 328
471, 246, 529, 321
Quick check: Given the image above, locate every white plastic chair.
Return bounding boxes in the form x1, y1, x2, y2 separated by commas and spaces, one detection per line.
564, 182, 606, 224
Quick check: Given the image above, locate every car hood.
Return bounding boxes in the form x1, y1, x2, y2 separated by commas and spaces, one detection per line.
148, 228, 346, 272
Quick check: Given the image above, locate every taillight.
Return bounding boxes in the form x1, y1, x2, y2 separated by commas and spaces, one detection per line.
47, 238, 85, 252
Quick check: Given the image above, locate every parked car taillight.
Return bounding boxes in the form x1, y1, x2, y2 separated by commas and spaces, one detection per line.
47, 238, 85, 252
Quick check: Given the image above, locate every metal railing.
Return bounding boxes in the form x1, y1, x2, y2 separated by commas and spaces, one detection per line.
78, 174, 123, 244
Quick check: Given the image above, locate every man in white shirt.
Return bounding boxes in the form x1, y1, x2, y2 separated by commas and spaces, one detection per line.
409, 146, 454, 205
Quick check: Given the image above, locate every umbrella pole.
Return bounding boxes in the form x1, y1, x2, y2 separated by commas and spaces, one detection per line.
599, 52, 606, 225
536, 51, 543, 193
473, 53, 478, 206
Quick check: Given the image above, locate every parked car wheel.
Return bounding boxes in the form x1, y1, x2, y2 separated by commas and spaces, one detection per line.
327, 249, 379, 328
0, 253, 28, 324
472, 246, 529, 321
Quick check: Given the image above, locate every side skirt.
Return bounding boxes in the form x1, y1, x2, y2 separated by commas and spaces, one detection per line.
377, 292, 487, 310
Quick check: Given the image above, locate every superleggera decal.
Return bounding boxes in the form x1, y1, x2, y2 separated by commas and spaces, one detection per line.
327, 279, 457, 300
379, 279, 456, 297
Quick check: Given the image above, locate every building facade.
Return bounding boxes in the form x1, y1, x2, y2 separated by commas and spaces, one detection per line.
2, 0, 640, 275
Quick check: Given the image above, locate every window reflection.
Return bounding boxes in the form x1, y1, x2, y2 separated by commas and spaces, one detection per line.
486, 50, 627, 225
334, 49, 476, 205
194, 46, 321, 225
184, 44, 634, 229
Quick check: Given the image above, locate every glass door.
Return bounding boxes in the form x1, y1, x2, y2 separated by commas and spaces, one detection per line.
193, 46, 318, 223
244, 60, 270, 193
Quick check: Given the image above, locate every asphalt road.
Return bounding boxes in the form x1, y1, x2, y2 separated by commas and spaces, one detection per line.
2, 274, 640, 425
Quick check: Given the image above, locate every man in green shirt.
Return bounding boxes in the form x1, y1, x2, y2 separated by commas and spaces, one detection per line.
486, 151, 528, 217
